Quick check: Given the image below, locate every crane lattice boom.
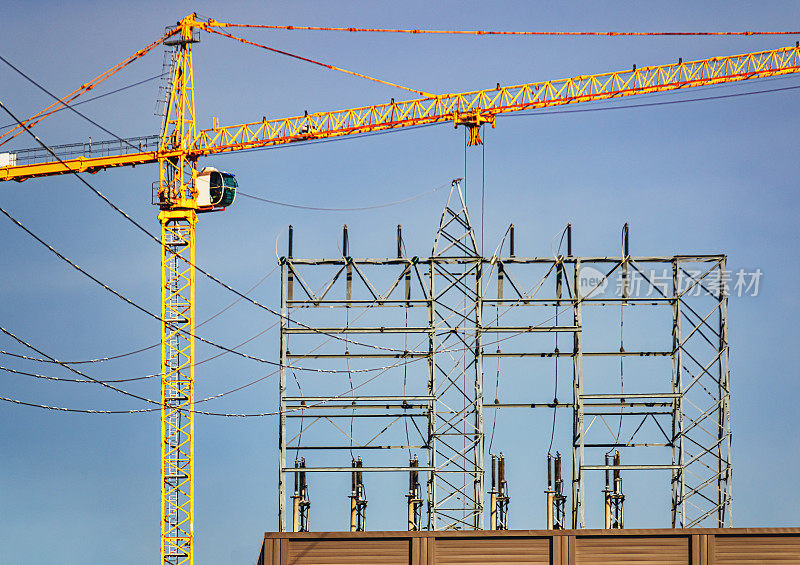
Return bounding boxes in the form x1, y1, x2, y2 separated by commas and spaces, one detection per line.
2, 41, 799, 182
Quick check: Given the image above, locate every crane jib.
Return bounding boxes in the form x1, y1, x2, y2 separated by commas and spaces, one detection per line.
1, 42, 799, 182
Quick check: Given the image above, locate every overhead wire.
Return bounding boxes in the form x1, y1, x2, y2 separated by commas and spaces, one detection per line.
0, 203, 424, 374
4, 25, 777, 420
237, 181, 448, 211
0, 344, 157, 365
1, 326, 161, 406
0, 73, 164, 132
0, 27, 175, 147
0, 98, 438, 358
2, 262, 443, 413
0, 262, 279, 366
3, 221, 503, 415
0, 55, 149, 154
1, 321, 432, 417
548, 226, 569, 456
1, 233, 620, 417
1, 364, 156, 384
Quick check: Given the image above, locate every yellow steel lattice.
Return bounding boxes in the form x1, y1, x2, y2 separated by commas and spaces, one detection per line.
3, 42, 800, 181
160, 212, 196, 565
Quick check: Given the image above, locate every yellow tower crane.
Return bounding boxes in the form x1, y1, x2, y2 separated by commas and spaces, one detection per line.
1, 13, 799, 564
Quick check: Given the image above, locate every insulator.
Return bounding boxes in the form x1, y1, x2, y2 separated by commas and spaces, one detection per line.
567, 224, 572, 257
397, 224, 402, 258
555, 452, 562, 483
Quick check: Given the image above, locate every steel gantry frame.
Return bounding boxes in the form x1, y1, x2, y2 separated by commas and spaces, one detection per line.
278, 183, 731, 531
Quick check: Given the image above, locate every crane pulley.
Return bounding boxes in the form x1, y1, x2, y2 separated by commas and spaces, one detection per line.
1, 12, 799, 565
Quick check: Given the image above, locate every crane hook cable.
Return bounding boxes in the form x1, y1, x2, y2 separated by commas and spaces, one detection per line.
237, 181, 448, 211
209, 22, 800, 37
204, 27, 434, 97
0, 27, 175, 148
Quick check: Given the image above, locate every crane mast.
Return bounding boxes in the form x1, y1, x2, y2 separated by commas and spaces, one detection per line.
158, 14, 200, 565
1, 15, 799, 563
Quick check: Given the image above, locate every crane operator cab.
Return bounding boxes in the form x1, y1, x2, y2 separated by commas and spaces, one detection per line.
195, 166, 237, 211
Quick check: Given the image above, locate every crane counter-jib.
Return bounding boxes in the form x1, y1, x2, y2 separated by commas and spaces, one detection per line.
2, 41, 799, 182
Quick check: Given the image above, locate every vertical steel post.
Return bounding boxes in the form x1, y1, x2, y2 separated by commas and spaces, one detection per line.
278, 259, 288, 531
292, 458, 300, 532
604, 454, 612, 529
572, 259, 585, 528
671, 258, 684, 527
474, 258, 484, 529
546, 454, 554, 530
719, 257, 732, 526
427, 259, 436, 531
490, 455, 497, 530
287, 225, 293, 302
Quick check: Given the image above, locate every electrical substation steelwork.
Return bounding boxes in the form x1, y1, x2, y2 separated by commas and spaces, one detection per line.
278, 181, 731, 531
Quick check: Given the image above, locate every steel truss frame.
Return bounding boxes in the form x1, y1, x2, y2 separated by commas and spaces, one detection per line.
278, 182, 731, 531
160, 210, 196, 563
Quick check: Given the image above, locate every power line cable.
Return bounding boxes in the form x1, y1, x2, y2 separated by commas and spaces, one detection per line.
0, 204, 419, 374
548, 226, 569, 456
0, 326, 161, 406
1, 237, 620, 417
0, 99, 160, 243
0, 97, 434, 356
1, 364, 156, 383
0, 27, 173, 147
0, 73, 164, 132
0, 262, 280, 366
0, 345, 157, 365
0, 55, 149, 153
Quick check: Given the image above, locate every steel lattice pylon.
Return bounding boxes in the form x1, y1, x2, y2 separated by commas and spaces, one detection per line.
428, 182, 484, 529
670, 258, 732, 527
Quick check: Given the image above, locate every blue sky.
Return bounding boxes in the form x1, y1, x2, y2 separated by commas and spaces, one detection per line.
2, 1, 800, 563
